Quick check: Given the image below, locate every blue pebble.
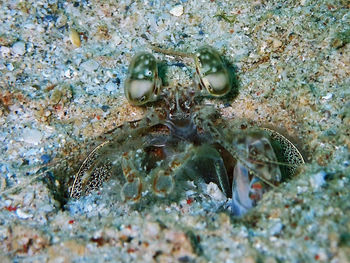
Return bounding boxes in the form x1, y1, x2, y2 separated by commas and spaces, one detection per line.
101, 105, 110, 112
41, 154, 51, 164
44, 15, 57, 22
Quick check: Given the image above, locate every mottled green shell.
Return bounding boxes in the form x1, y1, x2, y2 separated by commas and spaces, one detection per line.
124, 52, 161, 105
195, 46, 231, 97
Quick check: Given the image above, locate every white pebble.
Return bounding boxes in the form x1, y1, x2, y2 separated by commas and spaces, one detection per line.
16, 209, 33, 219
105, 81, 116, 92
93, 230, 103, 240
0, 46, 11, 57
146, 222, 160, 237
6, 63, 14, 71
272, 39, 282, 48
310, 171, 326, 189
22, 128, 43, 145
269, 221, 283, 236
297, 186, 308, 194
321, 93, 333, 101
64, 68, 73, 78
112, 32, 122, 45
80, 59, 99, 72
206, 182, 226, 201
4, 200, 12, 207
170, 5, 184, 17
23, 192, 34, 206
0, 176, 6, 191
12, 41, 26, 56
40, 204, 54, 213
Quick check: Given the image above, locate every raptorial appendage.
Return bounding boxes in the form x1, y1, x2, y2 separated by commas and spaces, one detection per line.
230, 131, 282, 216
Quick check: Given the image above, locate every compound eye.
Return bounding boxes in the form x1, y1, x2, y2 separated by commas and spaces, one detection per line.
195, 46, 231, 97
124, 52, 161, 105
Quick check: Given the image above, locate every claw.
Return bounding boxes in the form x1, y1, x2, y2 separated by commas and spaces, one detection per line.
152, 169, 174, 196
231, 166, 266, 216
121, 152, 143, 202
231, 132, 282, 216
121, 176, 143, 202
185, 144, 231, 197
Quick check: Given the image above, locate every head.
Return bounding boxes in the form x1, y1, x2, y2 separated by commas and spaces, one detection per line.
163, 87, 199, 142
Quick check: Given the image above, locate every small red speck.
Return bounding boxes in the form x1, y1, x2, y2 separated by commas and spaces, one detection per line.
127, 225, 132, 230
186, 198, 193, 205
79, 32, 88, 41
5, 206, 17, 212
54, 104, 62, 111
304, 236, 310, 240
252, 183, 262, 189
249, 194, 259, 200
96, 115, 101, 120
153, 148, 164, 158
68, 220, 75, 224
315, 254, 320, 260
127, 248, 136, 253
23, 244, 28, 253
237, 10, 241, 14
90, 237, 105, 246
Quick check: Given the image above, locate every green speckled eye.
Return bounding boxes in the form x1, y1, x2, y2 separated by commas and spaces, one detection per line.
124, 52, 161, 105
195, 46, 231, 97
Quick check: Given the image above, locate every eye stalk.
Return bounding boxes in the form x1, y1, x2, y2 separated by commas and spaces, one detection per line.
150, 45, 233, 97
124, 52, 161, 106
194, 46, 231, 97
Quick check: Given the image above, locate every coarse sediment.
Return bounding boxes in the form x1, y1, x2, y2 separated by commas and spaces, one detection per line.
0, 0, 349, 262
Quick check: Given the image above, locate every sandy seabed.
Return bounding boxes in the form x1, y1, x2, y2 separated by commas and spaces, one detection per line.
0, 0, 349, 262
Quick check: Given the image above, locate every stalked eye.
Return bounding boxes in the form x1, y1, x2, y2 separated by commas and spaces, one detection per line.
195, 46, 231, 97
124, 52, 161, 105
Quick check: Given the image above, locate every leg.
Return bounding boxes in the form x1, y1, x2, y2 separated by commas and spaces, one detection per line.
151, 157, 179, 197
121, 152, 143, 202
